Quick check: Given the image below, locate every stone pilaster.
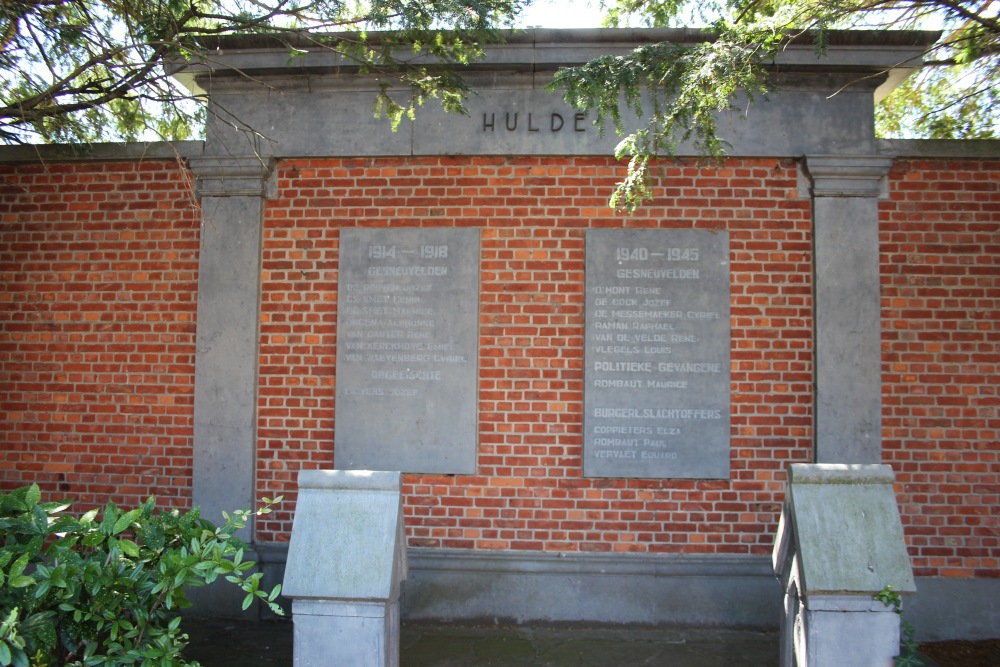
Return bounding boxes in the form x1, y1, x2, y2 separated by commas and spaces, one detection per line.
188, 156, 275, 535
806, 156, 892, 464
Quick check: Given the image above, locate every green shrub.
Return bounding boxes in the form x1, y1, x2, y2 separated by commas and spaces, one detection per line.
0, 484, 283, 667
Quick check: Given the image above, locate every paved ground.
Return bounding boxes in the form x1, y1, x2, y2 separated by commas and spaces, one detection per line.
183, 617, 781, 666
183, 617, 947, 667
400, 624, 780, 667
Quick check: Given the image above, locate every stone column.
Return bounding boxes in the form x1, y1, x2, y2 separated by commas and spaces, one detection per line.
188, 155, 275, 613
806, 156, 893, 464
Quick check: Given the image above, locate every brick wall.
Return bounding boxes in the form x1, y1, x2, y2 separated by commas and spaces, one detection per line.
880, 158, 1000, 578
256, 156, 814, 555
1, 152, 996, 580
0, 160, 200, 509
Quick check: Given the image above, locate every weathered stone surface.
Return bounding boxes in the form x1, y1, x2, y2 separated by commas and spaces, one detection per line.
583, 229, 730, 478
335, 228, 480, 474
773, 463, 915, 667
807, 157, 892, 464
284, 469, 406, 600
283, 469, 407, 667
774, 463, 915, 596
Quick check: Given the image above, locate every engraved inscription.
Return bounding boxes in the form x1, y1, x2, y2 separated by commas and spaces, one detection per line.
482, 111, 588, 134
584, 229, 731, 479
335, 228, 480, 474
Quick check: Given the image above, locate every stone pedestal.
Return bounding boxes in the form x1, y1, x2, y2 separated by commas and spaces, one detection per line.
772, 464, 915, 667
283, 470, 407, 667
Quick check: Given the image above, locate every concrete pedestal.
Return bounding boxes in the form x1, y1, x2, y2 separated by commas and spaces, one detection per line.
283, 470, 407, 667
773, 464, 915, 667
290, 599, 400, 667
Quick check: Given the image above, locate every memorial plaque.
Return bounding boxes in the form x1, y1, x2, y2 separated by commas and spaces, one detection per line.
335, 228, 480, 474
584, 229, 730, 478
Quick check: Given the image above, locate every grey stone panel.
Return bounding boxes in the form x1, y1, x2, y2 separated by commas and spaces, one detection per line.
202, 84, 879, 159
185, 546, 261, 620
267, 547, 779, 628
413, 90, 621, 156
257, 542, 291, 618
401, 549, 781, 628
583, 229, 731, 479
905, 577, 1000, 642
335, 228, 480, 475
204, 90, 414, 159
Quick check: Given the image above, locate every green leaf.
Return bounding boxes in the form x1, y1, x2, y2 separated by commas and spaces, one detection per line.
9, 575, 35, 588
0, 640, 12, 665
113, 509, 141, 536
31, 506, 48, 535
100, 502, 119, 535
40, 500, 72, 514
25, 485, 41, 509
82, 531, 105, 547
9, 553, 29, 579
118, 539, 140, 558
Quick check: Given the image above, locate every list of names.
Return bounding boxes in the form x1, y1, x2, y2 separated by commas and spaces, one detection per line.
584, 229, 731, 478
335, 228, 480, 474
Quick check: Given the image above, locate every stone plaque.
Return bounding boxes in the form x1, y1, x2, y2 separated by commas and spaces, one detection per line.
335, 228, 480, 474
584, 229, 730, 478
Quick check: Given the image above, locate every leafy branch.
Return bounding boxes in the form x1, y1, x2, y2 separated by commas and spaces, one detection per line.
0, 0, 529, 143
0, 483, 284, 667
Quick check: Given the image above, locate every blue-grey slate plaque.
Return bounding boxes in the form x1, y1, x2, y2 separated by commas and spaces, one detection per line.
584, 229, 730, 478
335, 228, 480, 474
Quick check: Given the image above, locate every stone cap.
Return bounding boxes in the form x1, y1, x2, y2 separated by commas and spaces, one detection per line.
773, 463, 916, 597
283, 469, 407, 602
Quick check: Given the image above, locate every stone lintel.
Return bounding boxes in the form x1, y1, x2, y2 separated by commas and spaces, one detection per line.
805, 155, 893, 197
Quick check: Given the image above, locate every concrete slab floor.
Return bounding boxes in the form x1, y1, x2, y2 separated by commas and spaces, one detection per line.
182, 617, 781, 667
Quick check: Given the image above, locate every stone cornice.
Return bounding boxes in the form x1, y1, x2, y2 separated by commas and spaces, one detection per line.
169, 28, 938, 97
